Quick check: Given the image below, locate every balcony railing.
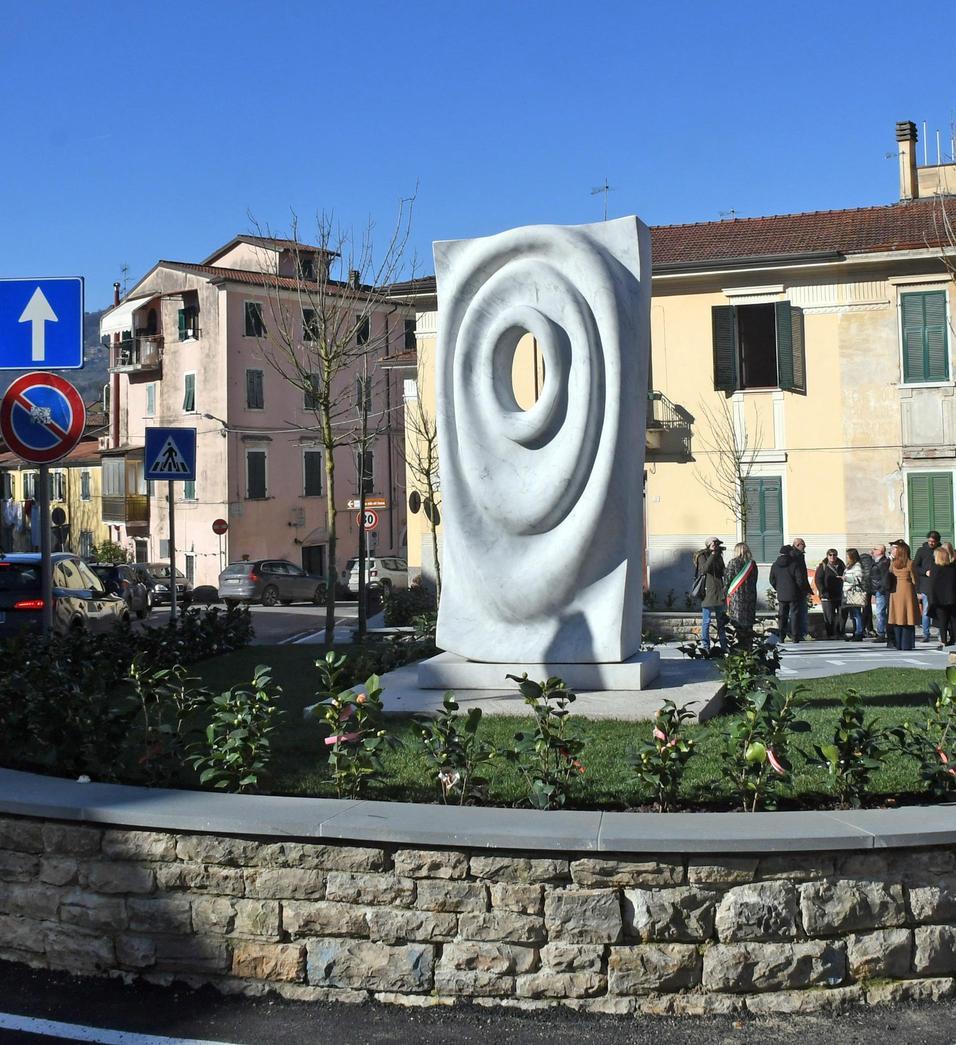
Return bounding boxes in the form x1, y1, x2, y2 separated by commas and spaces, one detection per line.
109, 335, 163, 373
647, 390, 691, 430
102, 494, 149, 525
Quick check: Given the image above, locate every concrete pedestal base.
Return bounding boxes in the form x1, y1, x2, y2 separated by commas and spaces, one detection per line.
417, 650, 661, 691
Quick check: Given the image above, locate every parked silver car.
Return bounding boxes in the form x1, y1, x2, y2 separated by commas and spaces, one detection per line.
218, 559, 326, 607
343, 555, 408, 595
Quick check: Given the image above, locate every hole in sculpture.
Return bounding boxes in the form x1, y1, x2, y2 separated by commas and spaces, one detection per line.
510, 331, 546, 411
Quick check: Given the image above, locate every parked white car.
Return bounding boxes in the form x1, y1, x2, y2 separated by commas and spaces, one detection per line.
343, 556, 408, 595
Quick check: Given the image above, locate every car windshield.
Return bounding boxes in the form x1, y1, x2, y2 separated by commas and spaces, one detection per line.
89, 566, 113, 579
150, 566, 186, 580
221, 564, 251, 577
0, 563, 40, 590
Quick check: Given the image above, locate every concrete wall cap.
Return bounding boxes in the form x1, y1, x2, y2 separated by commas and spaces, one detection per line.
1, 770, 954, 854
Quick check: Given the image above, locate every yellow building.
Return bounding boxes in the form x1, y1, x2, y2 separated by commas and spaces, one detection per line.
396, 120, 956, 602
0, 439, 110, 558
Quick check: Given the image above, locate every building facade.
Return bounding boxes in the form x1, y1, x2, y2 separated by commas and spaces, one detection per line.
99, 236, 412, 587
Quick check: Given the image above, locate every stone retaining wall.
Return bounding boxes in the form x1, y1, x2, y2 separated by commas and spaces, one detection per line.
3, 814, 955, 1015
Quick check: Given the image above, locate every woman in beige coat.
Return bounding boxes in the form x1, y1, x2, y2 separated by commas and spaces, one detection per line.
887, 540, 921, 650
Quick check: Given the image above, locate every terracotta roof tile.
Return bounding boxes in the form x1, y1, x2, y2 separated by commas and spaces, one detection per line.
387, 199, 954, 291
156, 261, 371, 295
651, 198, 953, 268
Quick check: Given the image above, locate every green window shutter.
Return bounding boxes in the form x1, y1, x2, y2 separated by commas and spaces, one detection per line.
907, 472, 953, 551
902, 292, 949, 383
743, 477, 784, 562
304, 451, 322, 496
712, 305, 739, 392
183, 373, 195, 413
925, 291, 949, 381
246, 370, 263, 409
178, 309, 187, 341
776, 301, 807, 393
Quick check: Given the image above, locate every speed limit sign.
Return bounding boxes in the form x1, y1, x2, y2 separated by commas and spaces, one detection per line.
356, 509, 378, 530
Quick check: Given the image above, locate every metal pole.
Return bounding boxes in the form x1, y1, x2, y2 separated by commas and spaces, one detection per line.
168, 480, 177, 623
38, 463, 52, 637
218, 533, 223, 573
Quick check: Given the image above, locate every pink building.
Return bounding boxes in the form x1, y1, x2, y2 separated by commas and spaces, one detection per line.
99, 236, 412, 588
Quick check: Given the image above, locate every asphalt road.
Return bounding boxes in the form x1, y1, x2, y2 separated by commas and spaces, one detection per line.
1, 962, 955, 1045
144, 601, 365, 646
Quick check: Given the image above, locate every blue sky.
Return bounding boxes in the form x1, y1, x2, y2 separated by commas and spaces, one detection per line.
1, 1, 954, 309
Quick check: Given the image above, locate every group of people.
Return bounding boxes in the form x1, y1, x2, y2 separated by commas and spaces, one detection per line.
691, 530, 956, 653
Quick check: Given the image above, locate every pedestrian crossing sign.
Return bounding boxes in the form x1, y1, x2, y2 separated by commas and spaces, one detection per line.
145, 427, 197, 482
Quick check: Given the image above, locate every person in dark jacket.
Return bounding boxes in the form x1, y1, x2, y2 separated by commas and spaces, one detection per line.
913, 530, 942, 642
928, 546, 956, 646
858, 550, 875, 636
870, 544, 891, 642
814, 549, 845, 638
770, 545, 802, 642
693, 539, 728, 653
790, 538, 812, 641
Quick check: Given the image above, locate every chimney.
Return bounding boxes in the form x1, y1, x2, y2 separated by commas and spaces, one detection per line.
897, 120, 919, 201
349, 269, 360, 289
113, 281, 121, 306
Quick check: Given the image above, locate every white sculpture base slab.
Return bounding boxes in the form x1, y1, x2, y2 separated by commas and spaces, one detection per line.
417, 650, 661, 692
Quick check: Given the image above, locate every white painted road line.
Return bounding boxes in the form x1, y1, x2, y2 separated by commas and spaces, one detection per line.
0, 1012, 239, 1045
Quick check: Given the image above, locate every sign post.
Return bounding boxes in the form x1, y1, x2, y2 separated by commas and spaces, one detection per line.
145, 427, 197, 624
212, 518, 229, 573
0, 373, 87, 637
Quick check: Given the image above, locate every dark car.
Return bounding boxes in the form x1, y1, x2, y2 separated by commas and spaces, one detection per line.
134, 563, 193, 607
0, 553, 130, 638
88, 563, 151, 619
218, 559, 326, 607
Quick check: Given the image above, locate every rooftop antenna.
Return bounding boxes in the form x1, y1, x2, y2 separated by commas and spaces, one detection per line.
590, 178, 614, 221
120, 263, 130, 296
719, 209, 738, 220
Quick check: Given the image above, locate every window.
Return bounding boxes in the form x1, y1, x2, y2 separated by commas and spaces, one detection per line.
80, 470, 91, 502
145, 383, 155, 418
901, 291, 948, 383
185, 553, 195, 585
356, 450, 373, 495
183, 480, 196, 501
743, 477, 783, 563
304, 372, 320, 410
183, 373, 196, 413
246, 369, 264, 410
246, 450, 267, 499
302, 308, 318, 342
299, 256, 316, 281
49, 471, 66, 502
712, 302, 805, 393
1, 473, 11, 499
907, 472, 954, 552
404, 318, 417, 351
78, 530, 94, 560
304, 450, 322, 496
356, 314, 370, 346
23, 472, 37, 500
354, 375, 372, 413
178, 305, 200, 341
159, 539, 170, 559
244, 301, 266, 337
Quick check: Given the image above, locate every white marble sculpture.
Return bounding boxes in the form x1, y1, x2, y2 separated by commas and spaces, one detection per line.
432, 216, 651, 664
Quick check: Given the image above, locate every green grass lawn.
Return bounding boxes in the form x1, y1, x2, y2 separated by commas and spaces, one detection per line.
188, 646, 949, 811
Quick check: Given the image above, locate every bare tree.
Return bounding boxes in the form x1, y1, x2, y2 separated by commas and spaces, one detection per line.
251, 198, 416, 645
402, 358, 442, 600
693, 394, 763, 535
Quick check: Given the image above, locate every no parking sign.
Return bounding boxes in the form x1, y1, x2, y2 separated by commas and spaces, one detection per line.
0, 372, 86, 464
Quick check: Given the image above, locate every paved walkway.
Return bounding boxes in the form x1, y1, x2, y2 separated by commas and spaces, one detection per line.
765, 638, 948, 680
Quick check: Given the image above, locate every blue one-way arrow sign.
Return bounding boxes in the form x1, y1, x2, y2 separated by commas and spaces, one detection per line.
0, 278, 84, 370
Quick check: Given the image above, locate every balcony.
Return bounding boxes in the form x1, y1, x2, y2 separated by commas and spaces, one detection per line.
646, 390, 692, 461
102, 494, 149, 527
109, 335, 163, 374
